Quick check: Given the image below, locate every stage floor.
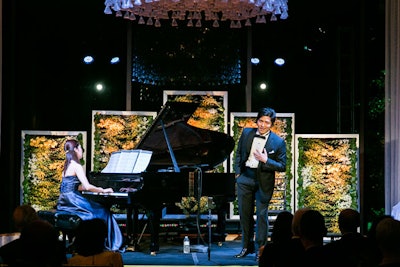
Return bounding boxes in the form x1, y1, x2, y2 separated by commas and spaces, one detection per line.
67, 234, 258, 266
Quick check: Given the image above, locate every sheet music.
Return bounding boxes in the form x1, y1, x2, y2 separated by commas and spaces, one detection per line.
101, 151, 122, 173
132, 151, 152, 173
115, 150, 140, 173
101, 149, 152, 173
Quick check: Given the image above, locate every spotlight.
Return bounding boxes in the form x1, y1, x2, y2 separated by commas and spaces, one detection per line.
251, 58, 260, 65
274, 58, 285, 66
259, 82, 268, 90
110, 57, 120, 64
83, 56, 94, 64
95, 83, 104, 91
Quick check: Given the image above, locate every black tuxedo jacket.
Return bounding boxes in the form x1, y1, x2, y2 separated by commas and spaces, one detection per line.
234, 127, 287, 195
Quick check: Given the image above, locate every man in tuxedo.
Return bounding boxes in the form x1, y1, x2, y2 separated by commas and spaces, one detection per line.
233, 107, 287, 260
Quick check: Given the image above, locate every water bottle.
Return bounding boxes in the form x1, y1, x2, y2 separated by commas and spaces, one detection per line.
183, 235, 190, 254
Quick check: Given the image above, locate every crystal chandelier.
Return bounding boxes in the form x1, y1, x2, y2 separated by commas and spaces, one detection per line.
104, 0, 288, 28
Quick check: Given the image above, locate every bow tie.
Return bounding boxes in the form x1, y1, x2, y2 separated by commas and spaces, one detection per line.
254, 134, 266, 139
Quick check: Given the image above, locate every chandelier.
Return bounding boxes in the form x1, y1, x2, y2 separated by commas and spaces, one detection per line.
104, 0, 288, 28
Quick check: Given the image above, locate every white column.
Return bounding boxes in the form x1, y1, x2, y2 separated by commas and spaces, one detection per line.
385, 0, 400, 214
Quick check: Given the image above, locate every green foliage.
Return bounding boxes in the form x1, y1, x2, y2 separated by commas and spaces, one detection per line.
297, 138, 305, 208
284, 118, 293, 211
23, 135, 33, 204
296, 136, 359, 233
364, 69, 385, 228
368, 70, 385, 119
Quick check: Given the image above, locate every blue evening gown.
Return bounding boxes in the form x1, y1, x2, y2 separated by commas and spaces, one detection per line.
56, 175, 124, 251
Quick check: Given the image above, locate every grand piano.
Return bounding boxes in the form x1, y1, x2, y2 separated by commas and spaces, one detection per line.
86, 101, 236, 253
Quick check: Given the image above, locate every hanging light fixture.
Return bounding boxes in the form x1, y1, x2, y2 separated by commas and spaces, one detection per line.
104, 0, 288, 28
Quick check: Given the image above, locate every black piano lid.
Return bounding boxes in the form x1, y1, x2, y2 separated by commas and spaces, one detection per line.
135, 101, 235, 171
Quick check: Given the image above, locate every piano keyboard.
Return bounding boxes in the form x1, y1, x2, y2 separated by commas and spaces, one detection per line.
82, 191, 128, 197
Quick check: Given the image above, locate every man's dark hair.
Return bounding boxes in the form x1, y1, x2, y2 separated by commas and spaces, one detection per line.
338, 208, 360, 233
256, 107, 277, 125
299, 209, 327, 241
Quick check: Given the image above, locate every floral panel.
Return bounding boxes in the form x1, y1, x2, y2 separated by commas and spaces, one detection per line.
91, 111, 157, 172
21, 131, 87, 211
163, 90, 228, 173
295, 134, 359, 234
229, 112, 295, 219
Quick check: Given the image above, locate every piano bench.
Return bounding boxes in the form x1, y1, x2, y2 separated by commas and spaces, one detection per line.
37, 210, 81, 245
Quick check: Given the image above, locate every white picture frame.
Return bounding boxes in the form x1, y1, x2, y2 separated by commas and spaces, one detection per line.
20, 130, 87, 211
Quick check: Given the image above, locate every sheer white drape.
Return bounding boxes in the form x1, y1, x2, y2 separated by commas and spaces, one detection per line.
385, 0, 400, 215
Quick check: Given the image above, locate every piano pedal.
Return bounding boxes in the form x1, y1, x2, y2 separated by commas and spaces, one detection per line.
125, 246, 136, 252
125, 242, 141, 252
150, 242, 159, 256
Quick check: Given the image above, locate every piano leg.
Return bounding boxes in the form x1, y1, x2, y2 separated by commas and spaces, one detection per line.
147, 207, 161, 255
125, 206, 135, 251
125, 205, 144, 252
214, 198, 229, 244
124, 205, 161, 254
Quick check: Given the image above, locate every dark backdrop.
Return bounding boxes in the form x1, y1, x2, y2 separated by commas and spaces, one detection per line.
1, 0, 385, 232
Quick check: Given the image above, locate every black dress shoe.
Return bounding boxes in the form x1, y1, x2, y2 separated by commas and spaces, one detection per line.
256, 245, 264, 262
234, 248, 250, 258
234, 247, 255, 258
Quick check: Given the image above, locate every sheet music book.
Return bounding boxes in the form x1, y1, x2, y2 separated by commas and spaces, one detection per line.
101, 149, 153, 173
245, 136, 267, 168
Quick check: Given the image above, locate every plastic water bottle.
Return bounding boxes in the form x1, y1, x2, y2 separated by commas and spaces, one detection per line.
183, 235, 190, 254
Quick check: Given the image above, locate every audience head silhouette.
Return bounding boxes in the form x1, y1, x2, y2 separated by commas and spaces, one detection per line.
12, 204, 40, 232
73, 218, 108, 256
299, 209, 327, 249
338, 208, 360, 234
292, 207, 311, 237
18, 220, 64, 267
375, 217, 400, 265
271, 210, 293, 244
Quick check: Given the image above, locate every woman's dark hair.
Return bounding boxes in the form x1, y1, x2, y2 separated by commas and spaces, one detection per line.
73, 218, 108, 256
271, 210, 294, 244
63, 139, 80, 175
299, 209, 327, 241
256, 107, 277, 125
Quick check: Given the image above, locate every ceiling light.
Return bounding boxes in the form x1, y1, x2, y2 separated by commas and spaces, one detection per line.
104, 0, 288, 28
83, 56, 94, 64
95, 83, 104, 91
274, 58, 285, 66
110, 57, 120, 64
251, 58, 260, 65
259, 82, 268, 90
